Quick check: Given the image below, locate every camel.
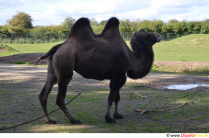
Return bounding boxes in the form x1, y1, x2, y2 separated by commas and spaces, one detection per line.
37, 17, 161, 124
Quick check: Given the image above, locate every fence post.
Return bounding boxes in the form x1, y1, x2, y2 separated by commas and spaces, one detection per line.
27, 32, 28, 44
50, 32, 51, 43
170, 32, 172, 40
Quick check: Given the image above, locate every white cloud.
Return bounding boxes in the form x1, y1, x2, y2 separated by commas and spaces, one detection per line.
0, 0, 209, 26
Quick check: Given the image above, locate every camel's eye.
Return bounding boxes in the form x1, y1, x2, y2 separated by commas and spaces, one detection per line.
149, 35, 154, 40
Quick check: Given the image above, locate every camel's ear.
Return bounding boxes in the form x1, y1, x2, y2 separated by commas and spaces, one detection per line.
132, 33, 142, 42
139, 29, 145, 32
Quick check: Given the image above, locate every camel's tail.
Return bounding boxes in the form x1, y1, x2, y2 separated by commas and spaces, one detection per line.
36, 43, 62, 65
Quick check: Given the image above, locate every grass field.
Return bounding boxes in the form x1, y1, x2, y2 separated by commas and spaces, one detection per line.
1, 34, 209, 62
153, 34, 209, 62
0, 42, 62, 57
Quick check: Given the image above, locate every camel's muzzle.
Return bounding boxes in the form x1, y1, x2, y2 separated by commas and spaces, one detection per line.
154, 33, 162, 42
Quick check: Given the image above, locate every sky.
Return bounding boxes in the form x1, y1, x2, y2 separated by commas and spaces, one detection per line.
0, 0, 209, 26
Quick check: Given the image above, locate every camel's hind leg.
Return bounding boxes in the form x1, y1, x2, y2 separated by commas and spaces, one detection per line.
55, 77, 81, 124
39, 59, 57, 124
54, 58, 81, 124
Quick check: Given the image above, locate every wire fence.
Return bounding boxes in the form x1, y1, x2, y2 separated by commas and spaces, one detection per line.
0, 31, 208, 44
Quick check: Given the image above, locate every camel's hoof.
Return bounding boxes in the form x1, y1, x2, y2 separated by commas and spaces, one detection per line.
72, 120, 82, 124
113, 113, 124, 119
105, 117, 117, 123
46, 120, 57, 124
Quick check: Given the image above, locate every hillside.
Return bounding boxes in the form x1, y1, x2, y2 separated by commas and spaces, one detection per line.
153, 34, 209, 62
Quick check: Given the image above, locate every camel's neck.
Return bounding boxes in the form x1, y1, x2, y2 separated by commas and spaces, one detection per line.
127, 46, 154, 79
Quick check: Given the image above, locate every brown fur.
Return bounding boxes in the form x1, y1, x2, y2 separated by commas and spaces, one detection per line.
37, 17, 161, 124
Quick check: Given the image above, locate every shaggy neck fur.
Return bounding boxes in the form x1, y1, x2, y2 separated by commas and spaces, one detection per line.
127, 40, 154, 79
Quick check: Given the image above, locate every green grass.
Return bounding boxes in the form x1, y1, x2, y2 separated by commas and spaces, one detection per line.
0, 42, 63, 57
15, 61, 32, 65
153, 34, 209, 62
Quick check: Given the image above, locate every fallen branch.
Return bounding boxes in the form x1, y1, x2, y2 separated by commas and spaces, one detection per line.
136, 101, 192, 114
134, 91, 199, 115
158, 91, 200, 109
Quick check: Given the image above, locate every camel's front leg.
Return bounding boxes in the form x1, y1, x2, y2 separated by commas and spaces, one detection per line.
105, 75, 126, 123
113, 91, 124, 119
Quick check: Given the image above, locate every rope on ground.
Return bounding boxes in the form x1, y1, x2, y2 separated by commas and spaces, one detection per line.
0, 93, 81, 132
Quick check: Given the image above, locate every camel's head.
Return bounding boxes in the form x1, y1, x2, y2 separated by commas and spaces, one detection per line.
130, 29, 161, 52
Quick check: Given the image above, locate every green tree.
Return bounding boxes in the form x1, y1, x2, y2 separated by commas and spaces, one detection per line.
90, 18, 98, 26
138, 20, 154, 32
162, 24, 173, 32
99, 20, 107, 26
194, 24, 201, 33
0, 25, 9, 33
129, 18, 141, 32
62, 17, 75, 34
7, 11, 33, 36
119, 19, 131, 33
187, 21, 197, 33
153, 19, 163, 33
201, 19, 209, 33
168, 19, 179, 25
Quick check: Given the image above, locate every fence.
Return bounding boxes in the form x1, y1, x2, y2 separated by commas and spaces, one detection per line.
0, 32, 69, 44
0, 32, 208, 44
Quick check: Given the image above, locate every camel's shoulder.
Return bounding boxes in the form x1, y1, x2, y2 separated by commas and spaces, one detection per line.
101, 17, 120, 35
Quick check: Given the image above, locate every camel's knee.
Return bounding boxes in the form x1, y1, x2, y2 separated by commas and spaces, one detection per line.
39, 85, 47, 100
109, 75, 126, 91
56, 98, 65, 107
115, 93, 120, 103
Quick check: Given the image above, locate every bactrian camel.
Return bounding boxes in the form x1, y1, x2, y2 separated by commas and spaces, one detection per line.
37, 17, 161, 124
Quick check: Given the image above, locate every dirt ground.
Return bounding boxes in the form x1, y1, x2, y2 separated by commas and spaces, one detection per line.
1, 53, 209, 91
0, 53, 209, 132
1, 53, 209, 72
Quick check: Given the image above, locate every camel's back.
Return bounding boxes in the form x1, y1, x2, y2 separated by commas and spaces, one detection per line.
55, 17, 131, 80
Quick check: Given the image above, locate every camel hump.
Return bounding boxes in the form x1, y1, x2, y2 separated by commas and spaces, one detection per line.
71, 17, 90, 30
68, 18, 95, 39
101, 17, 120, 35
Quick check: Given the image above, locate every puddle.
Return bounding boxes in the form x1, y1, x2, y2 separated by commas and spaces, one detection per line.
165, 84, 209, 90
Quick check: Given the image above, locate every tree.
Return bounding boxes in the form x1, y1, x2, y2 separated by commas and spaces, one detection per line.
62, 17, 75, 34
7, 11, 33, 36
201, 19, 209, 33
138, 20, 154, 32
129, 18, 141, 32
162, 24, 173, 33
168, 19, 179, 25
99, 20, 107, 26
153, 19, 163, 33
194, 24, 201, 33
90, 18, 98, 26
119, 19, 131, 33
